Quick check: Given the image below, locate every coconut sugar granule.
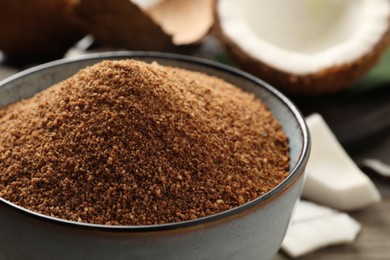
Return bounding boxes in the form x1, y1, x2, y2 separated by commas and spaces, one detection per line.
0, 60, 289, 225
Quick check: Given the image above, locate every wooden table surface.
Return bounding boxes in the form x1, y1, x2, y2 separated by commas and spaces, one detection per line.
0, 38, 389, 259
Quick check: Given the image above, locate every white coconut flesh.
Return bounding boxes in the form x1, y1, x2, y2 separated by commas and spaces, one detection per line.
217, 0, 390, 75
303, 114, 381, 211
281, 200, 361, 258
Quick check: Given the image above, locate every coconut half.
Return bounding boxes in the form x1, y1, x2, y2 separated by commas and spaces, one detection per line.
215, 0, 390, 95
68, 0, 214, 51
68, 0, 172, 51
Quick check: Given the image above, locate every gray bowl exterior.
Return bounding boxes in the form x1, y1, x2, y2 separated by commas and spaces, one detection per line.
0, 52, 310, 260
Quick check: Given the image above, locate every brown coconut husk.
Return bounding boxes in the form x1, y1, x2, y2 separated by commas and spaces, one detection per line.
0, 0, 84, 60
68, 0, 172, 51
68, 0, 214, 51
214, 5, 390, 96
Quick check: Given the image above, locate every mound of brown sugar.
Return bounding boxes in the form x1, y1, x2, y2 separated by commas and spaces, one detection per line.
0, 60, 289, 225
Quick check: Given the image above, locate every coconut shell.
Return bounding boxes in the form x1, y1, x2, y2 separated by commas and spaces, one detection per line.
146, 0, 214, 45
68, 0, 173, 51
0, 0, 84, 60
214, 6, 390, 96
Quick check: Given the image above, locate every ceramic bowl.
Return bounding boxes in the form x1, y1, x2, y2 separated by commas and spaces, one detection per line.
0, 52, 310, 260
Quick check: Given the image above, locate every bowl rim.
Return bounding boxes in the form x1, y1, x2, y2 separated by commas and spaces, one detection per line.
0, 51, 310, 232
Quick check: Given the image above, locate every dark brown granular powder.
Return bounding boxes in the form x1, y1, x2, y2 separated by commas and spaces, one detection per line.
0, 60, 289, 225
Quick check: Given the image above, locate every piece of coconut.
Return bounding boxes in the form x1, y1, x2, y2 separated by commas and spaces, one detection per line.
290, 200, 336, 223
68, 0, 172, 51
68, 0, 213, 50
281, 200, 361, 258
215, 0, 390, 95
303, 114, 381, 210
146, 0, 214, 45
362, 158, 390, 178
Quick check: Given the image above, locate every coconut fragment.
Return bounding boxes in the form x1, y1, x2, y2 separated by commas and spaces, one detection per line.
281, 200, 361, 258
68, 0, 213, 50
303, 114, 381, 210
215, 0, 390, 95
146, 0, 214, 45
68, 0, 172, 51
362, 159, 390, 178
291, 200, 336, 223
